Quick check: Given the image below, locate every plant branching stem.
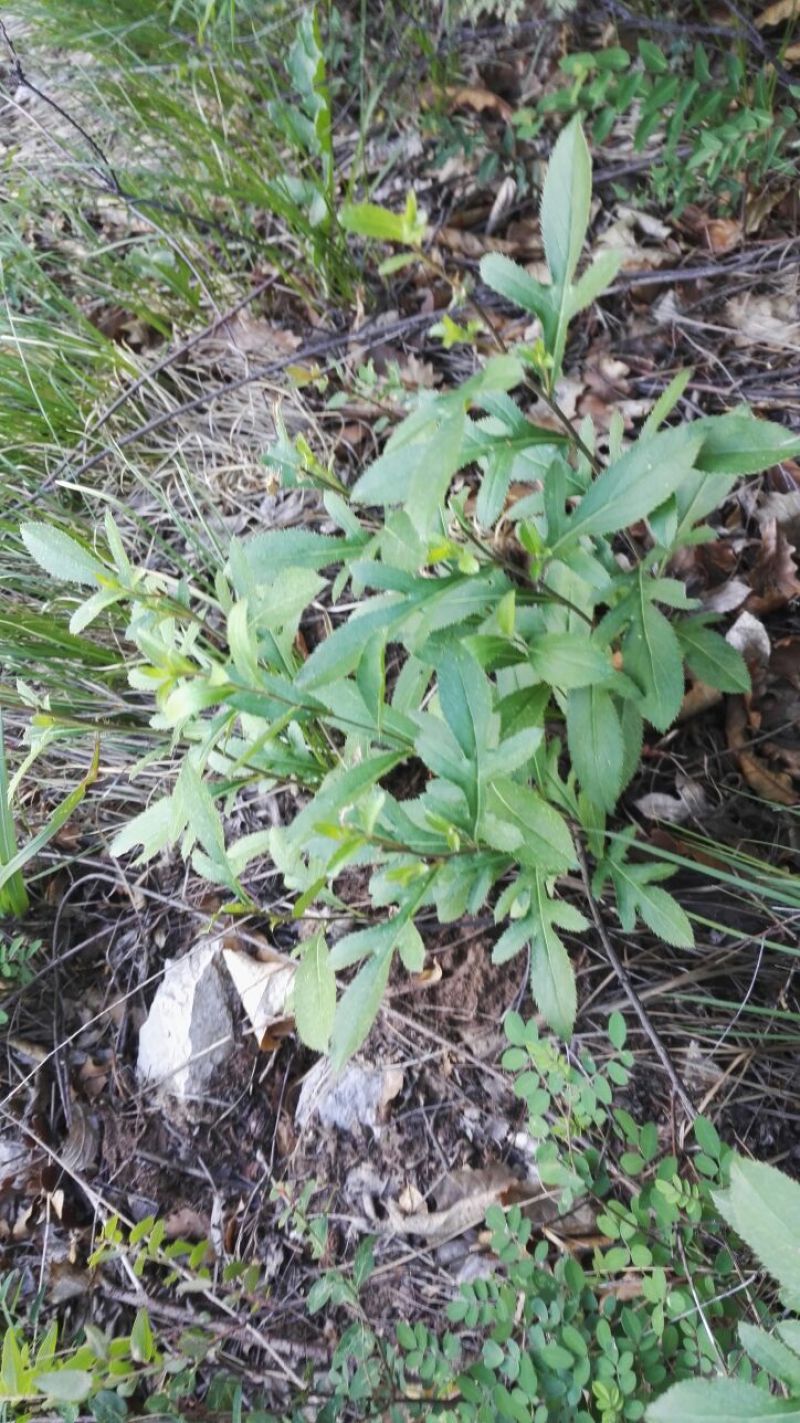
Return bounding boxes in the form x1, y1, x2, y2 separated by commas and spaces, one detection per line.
575, 840, 697, 1121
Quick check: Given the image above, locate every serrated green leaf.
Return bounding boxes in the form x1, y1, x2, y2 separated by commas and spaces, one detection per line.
230, 529, 362, 591
540, 117, 592, 289
613, 864, 693, 947
479, 253, 553, 325
530, 633, 613, 689
738, 1323, 800, 1390
566, 686, 623, 812
569, 249, 623, 316
530, 876, 577, 1039
676, 620, 751, 694
555, 427, 703, 548
623, 598, 684, 731
646, 1377, 800, 1421
482, 777, 575, 873
641, 368, 693, 439
436, 645, 491, 761
330, 941, 394, 1069
715, 1156, 800, 1307
295, 598, 404, 689
21, 522, 104, 586
294, 934, 336, 1053
619, 699, 643, 792
693, 413, 800, 476
352, 409, 465, 513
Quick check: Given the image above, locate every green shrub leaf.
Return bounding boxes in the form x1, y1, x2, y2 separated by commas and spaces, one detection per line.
714, 1156, 800, 1306
21, 523, 104, 586
540, 116, 592, 290
294, 934, 336, 1053
646, 1377, 800, 1421
567, 685, 623, 811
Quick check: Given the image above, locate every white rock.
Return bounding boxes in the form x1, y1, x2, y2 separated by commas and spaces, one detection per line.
137, 937, 235, 1108
295, 1058, 403, 1135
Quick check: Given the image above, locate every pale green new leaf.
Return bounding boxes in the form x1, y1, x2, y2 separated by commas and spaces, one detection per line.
340, 201, 409, 242
21, 522, 105, 586
540, 116, 592, 290
566, 685, 623, 812
294, 934, 336, 1053
646, 1377, 800, 1422
35, 1372, 94, 1404
109, 796, 174, 864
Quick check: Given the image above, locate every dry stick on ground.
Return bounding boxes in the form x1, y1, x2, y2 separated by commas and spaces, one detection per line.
575, 842, 697, 1120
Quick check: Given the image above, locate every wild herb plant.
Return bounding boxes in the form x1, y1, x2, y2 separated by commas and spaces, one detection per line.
19, 119, 800, 1064
513, 42, 800, 215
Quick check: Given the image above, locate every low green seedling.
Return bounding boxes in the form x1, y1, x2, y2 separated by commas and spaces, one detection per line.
513, 41, 799, 214
19, 119, 800, 1065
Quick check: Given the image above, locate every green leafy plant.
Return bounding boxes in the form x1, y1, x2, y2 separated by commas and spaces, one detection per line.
513, 42, 800, 214
18, 119, 800, 1064
0, 932, 42, 1027
0, 714, 28, 917
647, 1156, 800, 1421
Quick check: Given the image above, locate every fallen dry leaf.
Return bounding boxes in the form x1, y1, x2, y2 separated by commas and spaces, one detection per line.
761, 488, 800, 553
681, 206, 742, 254
487, 174, 517, 235
702, 578, 750, 614
755, 0, 799, 24
222, 945, 295, 1049
445, 85, 514, 121
162, 1207, 212, 1241
634, 780, 710, 824
726, 611, 772, 680
386, 1165, 520, 1243
435, 226, 520, 258
725, 293, 800, 351
596, 206, 676, 271
678, 681, 723, 721
726, 696, 798, 805
746, 517, 800, 614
